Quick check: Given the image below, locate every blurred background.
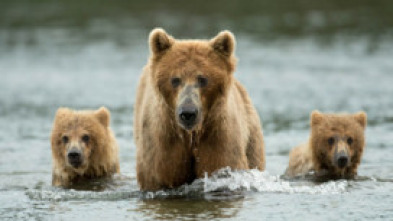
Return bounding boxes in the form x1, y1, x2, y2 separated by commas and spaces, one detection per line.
1, 1, 393, 220
1, 0, 393, 126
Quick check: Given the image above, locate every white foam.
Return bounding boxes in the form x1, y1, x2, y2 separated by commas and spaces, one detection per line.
26, 168, 348, 201
201, 167, 348, 194
26, 188, 138, 201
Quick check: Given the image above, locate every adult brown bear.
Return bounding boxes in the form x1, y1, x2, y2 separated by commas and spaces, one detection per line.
134, 28, 265, 191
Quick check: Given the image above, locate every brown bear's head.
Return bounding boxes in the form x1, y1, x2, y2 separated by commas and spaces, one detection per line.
310, 110, 367, 178
51, 107, 110, 174
148, 28, 237, 131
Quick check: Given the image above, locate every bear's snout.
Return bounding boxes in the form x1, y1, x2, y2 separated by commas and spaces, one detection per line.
67, 149, 83, 168
176, 86, 201, 130
333, 140, 351, 169
178, 105, 199, 128
334, 151, 349, 169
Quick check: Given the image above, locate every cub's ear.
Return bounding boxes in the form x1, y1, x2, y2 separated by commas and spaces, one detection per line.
149, 28, 174, 56
210, 30, 236, 57
311, 110, 323, 126
55, 107, 72, 119
95, 107, 110, 128
354, 111, 367, 128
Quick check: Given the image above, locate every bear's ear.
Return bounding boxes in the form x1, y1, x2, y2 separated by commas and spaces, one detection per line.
95, 107, 110, 128
354, 111, 367, 128
311, 110, 324, 126
55, 107, 72, 119
210, 30, 236, 57
149, 28, 174, 56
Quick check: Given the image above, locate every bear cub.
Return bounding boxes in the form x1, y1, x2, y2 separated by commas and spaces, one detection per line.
285, 110, 367, 179
51, 107, 120, 187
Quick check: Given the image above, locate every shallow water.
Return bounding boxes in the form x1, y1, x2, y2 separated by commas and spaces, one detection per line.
1, 1, 393, 220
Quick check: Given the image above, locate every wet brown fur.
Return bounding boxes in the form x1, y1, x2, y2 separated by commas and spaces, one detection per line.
285, 110, 367, 179
134, 28, 265, 191
51, 107, 120, 187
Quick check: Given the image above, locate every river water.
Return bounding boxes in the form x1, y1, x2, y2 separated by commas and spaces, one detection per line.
1, 1, 393, 220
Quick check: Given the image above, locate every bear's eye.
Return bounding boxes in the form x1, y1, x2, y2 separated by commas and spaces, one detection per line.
171, 77, 181, 88
327, 137, 335, 146
347, 137, 353, 145
82, 135, 90, 143
197, 76, 208, 88
62, 136, 69, 144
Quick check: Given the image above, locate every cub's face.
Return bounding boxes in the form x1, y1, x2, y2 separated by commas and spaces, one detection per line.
51, 107, 109, 173
149, 28, 236, 131
310, 111, 367, 177
59, 127, 92, 171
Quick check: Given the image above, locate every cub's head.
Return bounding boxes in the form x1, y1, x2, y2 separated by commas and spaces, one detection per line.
148, 28, 237, 131
51, 107, 110, 174
310, 110, 367, 178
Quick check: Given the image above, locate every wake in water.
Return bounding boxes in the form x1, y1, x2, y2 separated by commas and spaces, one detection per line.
144, 167, 348, 199
26, 167, 349, 201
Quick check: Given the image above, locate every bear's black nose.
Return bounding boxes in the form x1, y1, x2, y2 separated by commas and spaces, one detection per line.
178, 105, 199, 129
68, 151, 80, 160
337, 156, 348, 168
180, 110, 197, 123
68, 150, 82, 167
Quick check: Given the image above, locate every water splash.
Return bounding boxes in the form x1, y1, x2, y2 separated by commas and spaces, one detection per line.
142, 167, 348, 199
26, 188, 138, 201
26, 167, 348, 201
26, 175, 139, 201
201, 167, 348, 194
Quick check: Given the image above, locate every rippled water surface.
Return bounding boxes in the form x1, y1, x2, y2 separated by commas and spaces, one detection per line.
1, 1, 393, 220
